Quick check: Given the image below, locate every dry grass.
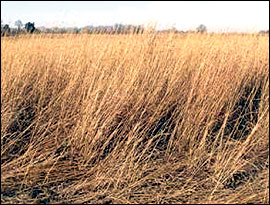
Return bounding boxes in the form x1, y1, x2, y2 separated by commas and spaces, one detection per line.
1, 32, 269, 204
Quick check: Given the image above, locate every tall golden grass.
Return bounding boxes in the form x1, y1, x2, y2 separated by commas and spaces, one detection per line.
1, 32, 269, 204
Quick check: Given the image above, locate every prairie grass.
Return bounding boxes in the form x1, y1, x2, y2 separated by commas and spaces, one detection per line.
1, 32, 269, 204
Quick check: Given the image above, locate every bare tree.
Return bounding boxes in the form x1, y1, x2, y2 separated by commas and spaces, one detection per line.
196, 24, 207, 33
15, 20, 23, 32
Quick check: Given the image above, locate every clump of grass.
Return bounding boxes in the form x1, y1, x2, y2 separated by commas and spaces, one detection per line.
1, 32, 269, 204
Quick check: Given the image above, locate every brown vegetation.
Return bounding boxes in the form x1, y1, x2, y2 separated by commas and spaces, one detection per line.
1, 33, 269, 204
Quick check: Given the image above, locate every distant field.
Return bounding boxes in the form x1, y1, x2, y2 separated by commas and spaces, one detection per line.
1, 33, 269, 204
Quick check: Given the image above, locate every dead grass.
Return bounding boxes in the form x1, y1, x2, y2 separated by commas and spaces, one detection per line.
1, 32, 269, 204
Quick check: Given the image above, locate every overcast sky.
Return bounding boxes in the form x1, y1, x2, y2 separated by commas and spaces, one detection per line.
1, 1, 269, 32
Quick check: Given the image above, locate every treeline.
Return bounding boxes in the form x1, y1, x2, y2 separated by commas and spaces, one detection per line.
37, 24, 146, 34
1, 23, 146, 36
1, 20, 269, 36
80, 24, 145, 34
0, 22, 209, 36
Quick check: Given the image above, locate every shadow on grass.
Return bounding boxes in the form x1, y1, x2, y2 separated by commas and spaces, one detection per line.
211, 76, 264, 142
2, 83, 37, 165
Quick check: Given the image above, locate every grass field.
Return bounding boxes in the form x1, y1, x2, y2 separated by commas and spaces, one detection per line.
1, 32, 269, 204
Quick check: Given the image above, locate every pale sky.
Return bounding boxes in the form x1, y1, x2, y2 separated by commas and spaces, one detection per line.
1, 1, 269, 32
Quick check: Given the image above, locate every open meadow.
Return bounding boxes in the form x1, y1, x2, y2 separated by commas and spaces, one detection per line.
1, 33, 269, 204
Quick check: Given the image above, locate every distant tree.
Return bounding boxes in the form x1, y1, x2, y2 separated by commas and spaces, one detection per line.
25, 22, 35, 33
3, 24, 9, 30
196, 24, 207, 33
72, 27, 80, 34
2, 24, 10, 36
114, 24, 125, 34
168, 26, 177, 33
15, 20, 23, 31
